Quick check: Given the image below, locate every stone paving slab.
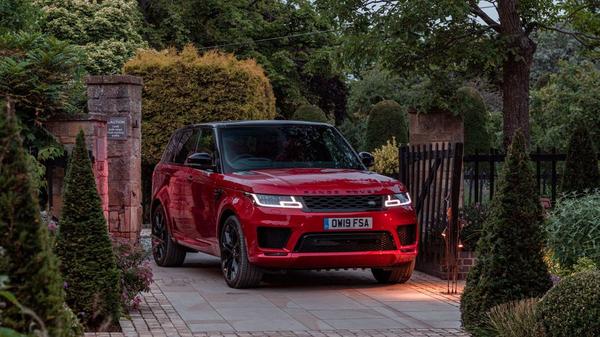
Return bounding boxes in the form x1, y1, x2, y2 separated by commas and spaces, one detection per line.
87, 252, 468, 337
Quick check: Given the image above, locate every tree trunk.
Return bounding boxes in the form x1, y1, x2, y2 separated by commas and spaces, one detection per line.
498, 0, 536, 148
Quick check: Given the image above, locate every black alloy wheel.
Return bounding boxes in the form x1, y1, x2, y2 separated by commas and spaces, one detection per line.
152, 204, 186, 267
220, 215, 262, 288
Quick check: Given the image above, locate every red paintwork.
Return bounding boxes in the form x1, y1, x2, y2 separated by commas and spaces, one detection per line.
152, 165, 418, 269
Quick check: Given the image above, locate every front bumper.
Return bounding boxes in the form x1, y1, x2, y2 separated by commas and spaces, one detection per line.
238, 205, 418, 269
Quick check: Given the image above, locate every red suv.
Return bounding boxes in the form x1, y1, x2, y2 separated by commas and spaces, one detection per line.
151, 121, 418, 288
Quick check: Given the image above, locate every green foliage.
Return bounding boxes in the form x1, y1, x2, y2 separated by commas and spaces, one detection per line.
37, 0, 147, 75
0, 31, 80, 183
293, 104, 328, 123
0, 0, 40, 33
531, 61, 600, 151
347, 68, 406, 115
460, 132, 552, 336
487, 298, 542, 337
0, 106, 82, 337
338, 117, 367, 152
455, 87, 491, 155
537, 271, 600, 337
57, 131, 121, 330
124, 46, 276, 165
459, 203, 490, 252
365, 100, 408, 151
372, 137, 398, 176
561, 124, 600, 194
545, 192, 600, 270
139, 0, 346, 120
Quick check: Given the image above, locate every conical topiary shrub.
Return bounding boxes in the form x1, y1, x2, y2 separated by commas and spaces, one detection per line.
293, 104, 329, 123
561, 123, 600, 194
0, 103, 82, 337
57, 130, 121, 330
460, 131, 552, 336
365, 100, 408, 151
456, 87, 491, 155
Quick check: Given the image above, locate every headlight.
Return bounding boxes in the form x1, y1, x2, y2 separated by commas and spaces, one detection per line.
385, 193, 411, 207
249, 193, 303, 209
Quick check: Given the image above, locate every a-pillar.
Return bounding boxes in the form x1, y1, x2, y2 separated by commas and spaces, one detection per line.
86, 75, 143, 242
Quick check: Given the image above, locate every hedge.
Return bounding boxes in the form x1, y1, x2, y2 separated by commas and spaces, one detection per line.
456, 86, 491, 155
365, 100, 408, 151
561, 123, 599, 194
124, 45, 276, 165
293, 104, 328, 123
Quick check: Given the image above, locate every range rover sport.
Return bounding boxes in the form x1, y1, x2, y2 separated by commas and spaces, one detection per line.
151, 121, 418, 288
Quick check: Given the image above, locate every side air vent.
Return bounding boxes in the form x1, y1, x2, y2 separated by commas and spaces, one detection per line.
257, 227, 291, 249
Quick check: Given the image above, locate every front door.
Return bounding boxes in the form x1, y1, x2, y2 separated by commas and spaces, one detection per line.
187, 127, 218, 248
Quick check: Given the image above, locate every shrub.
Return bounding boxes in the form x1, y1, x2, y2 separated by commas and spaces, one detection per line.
537, 271, 600, 337
561, 124, 599, 194
124, 45, 276, 166
487, 298, 541, 337
0, 106, 82, 337
338, 117, 367, 151
57, 131, 121, 330
365, 100, 408, 151
372, 137, 399, 176
545, 192, 600, 269
456, 86, 491, 155
112, 238, 153, 310
460, 132, 552, 336
293, 104, 329, 123
459, 203, 490, 251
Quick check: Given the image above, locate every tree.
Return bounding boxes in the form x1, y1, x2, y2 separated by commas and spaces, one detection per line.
37, 0, 147, 75
561, 124, 600, 194
0, 102, 81, 337
531, 61, 600, 151
365, 100, 408, 151
460, 131, 552, 335
137, 0, 347, 121
321, 0, 600, 146
57, 131, 121, 330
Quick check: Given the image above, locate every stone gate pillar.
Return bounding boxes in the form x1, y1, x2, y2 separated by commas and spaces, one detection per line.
86, 75, 143, 241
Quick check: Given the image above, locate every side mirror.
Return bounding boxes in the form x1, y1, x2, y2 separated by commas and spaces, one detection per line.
186, 152, 214, 170
358, 152, 374, 168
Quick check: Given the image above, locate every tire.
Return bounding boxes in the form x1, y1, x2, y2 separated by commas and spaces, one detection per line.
371, 260, 415, 284
220, 215, 262, 288
152, 204, 186, 267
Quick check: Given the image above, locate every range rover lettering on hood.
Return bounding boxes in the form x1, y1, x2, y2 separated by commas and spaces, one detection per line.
302, 189, 378, 195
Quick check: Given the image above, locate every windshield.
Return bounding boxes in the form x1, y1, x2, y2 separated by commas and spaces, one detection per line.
219, 125, 364, 173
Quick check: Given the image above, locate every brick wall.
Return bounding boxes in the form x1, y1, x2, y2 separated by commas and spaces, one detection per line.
45, 115, 109, 219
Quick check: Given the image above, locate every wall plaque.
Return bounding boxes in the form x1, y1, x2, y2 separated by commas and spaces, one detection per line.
107, 116, 128, 140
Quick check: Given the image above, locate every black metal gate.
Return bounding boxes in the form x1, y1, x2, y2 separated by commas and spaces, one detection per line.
399, 143, 463, 292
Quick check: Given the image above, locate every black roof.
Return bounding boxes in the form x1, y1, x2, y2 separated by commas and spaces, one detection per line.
193, 120, 333, 128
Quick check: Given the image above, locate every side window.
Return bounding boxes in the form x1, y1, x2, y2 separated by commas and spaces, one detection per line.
161, 132, 181, 163
173, 128, 200, 164
197, 128, 216, 156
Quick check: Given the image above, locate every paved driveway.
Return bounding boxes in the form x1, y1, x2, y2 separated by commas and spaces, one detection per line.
110, 253, 468, 337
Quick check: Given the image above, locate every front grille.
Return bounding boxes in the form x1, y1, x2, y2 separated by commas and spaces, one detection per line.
397, 224, 417, 246
301, 195, 384, 212
257, 227, 291, 249
294, 231, 396, 252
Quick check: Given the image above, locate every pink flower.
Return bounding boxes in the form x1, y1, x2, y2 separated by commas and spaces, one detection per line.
48, 221, 58, 232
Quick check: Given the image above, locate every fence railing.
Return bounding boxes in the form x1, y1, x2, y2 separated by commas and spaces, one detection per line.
463, 148, 575, 206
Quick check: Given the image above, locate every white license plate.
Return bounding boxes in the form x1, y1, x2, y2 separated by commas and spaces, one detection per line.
323, 217, 373, 230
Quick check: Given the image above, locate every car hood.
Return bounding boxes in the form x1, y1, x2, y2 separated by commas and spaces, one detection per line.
221, 168, 405, 195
